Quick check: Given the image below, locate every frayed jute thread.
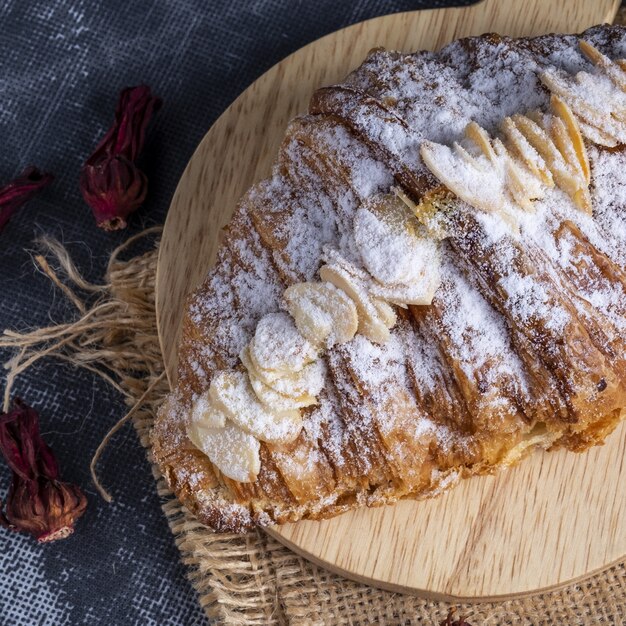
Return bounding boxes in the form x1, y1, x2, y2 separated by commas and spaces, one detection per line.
1, 229, 624, 625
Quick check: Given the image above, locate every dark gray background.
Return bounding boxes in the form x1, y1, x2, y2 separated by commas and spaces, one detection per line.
0, 1, 475, 624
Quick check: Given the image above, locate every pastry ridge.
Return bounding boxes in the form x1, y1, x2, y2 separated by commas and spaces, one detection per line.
152, 26, 626, 532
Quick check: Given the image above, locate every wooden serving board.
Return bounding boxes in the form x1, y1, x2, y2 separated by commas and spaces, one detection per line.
156, 0, 625, 601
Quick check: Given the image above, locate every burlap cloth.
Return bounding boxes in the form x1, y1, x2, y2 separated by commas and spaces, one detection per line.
3, 225, 624, 625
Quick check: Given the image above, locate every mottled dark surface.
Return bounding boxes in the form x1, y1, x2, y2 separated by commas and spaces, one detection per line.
0, 1, 473, 624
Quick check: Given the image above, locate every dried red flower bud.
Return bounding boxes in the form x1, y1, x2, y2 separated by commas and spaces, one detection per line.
80, 155, 148, 231
0, 166, 54, 233
80, 85, 162, 231
0, 399, 87, 542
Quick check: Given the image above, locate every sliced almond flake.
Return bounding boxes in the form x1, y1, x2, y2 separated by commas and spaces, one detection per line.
250, 311, 318, 375
249, 372, 318, 411
525, 109, 546, 126
319, 262, 391, 343
391, 185, 417, 212
452, 141, 491, 172
284, 280, 358, 347
577, 119, 619, 147
465, 121, 499, 165
550, 94, 590, 184
322, 246, 371, 281
188, 421, 261, 483
241, 345, 325, 398
373, 298, 397, 327
493, 137, 543, 201
540, 71, 626, 145
512, 113, 591, 213
353, 200, 441, 300
501, 116, 554, 186
511, 114, 564, 168
550, 116, 587, 186
369, 272, 440, 306
575, 71, 626, 124
579, 40, 626, 92
572, 90, 626, 134
209, 370, 302, 444
319, 261, 392, 344
492, 138, 539, 212
283, 282, 333, 347
420, 140, 506, 213
190, 393, 227, 429
574, 187, 593, 215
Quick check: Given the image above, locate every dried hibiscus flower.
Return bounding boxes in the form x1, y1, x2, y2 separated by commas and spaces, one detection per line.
0, 399, 87, 542
80, 85, 162, 231
0, 166, 54, 233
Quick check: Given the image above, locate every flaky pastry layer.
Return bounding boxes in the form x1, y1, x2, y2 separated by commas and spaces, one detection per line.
152, 27, 626, 532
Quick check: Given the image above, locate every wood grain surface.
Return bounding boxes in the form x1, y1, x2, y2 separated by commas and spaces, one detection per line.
156, 0, 624, 600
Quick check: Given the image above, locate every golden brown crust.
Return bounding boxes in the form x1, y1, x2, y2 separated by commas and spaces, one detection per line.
152, 26, 626, 533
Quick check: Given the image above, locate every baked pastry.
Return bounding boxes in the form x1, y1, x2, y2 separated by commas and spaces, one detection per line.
152, 26, 626, 532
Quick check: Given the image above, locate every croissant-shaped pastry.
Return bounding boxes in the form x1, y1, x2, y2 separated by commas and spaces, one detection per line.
152, 26, 626, 532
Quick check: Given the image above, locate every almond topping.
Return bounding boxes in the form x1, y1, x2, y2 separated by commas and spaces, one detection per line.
319, 263, 392, 344
540, 71, 626, 146
579, 40, 626, 92
284, 281, 358, 347
452, 141, 490, 172
550, 95, 590, 184
249, 311, 318, 375
249, 373, 318, 411
576, 119, 619, 148
550, 116, 587, 188
511, 113, 591, 213
502, 116, 554, 186
188, 421, 260, 483
465, 121, 499, 165
420, 139, 506, 214
209, 370, 302, 444
190, 393, 226, 429
492, 138, 541, 212
373, 298, 397, 327
240, 345, 325, 398
354, 196, 440, 301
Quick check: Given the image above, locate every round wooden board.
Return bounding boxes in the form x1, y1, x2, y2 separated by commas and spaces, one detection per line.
156, 0, 625, 601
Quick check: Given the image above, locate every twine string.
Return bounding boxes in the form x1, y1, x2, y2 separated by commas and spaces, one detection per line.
0, 228, 164, 500
90, 371, 166, 502
34, 254, 87, 313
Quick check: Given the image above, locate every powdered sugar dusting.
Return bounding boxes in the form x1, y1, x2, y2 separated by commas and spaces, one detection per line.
166, 26, 626, 527
353, 204, 439, 293
587, 147, 626, 267
251, 312, 318, 373
438, 254, 529, 397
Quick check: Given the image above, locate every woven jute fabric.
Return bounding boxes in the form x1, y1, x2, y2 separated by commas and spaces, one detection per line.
3, 231, 624, 625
